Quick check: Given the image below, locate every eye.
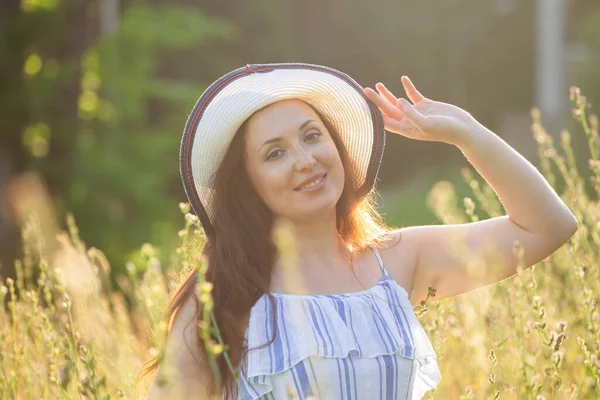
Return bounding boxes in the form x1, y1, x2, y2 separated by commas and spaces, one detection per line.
266, 149, 284, 161
305, 130, 322, 142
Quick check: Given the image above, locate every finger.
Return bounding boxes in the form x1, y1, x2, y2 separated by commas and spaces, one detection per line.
375, 82, 399, 108
382, 115, 420, 139
401, 76, 426, 104
363, 87, 403, 120
398, 97, 433, 130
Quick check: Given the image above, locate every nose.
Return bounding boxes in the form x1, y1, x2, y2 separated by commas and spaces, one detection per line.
293, 146, 317, 172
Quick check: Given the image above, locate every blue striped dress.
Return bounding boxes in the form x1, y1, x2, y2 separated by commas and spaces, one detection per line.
236, 248, 441, 399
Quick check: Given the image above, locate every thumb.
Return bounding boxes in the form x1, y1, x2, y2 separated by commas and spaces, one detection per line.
398, 98, 432, 130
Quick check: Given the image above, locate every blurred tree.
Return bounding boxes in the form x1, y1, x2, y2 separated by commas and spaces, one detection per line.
569, 3, 600, 109
0, 0, 234, 277
0, 0, 92, 275
66, 3, 235, 271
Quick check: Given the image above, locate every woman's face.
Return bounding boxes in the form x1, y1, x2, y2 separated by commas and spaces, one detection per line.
243, 99, 345, 222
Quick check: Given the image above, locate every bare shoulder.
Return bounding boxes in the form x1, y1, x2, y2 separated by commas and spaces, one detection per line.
373, 227, 420, 305
147, 292, 213, 399
171, 292, 201, 342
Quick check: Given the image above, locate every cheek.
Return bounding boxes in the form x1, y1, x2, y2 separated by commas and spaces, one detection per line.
333, 159, 346, 192
328, 148, 346, 195
252, 164, 292, 200
322, 145, 344, 182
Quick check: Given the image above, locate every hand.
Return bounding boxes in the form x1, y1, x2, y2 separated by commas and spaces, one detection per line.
363, 76, 478, 147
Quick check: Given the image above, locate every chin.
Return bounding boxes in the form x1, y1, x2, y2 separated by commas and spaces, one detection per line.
291, 192, 341, 220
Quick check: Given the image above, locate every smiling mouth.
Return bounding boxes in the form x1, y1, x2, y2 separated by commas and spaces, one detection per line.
295, 173, 327, 191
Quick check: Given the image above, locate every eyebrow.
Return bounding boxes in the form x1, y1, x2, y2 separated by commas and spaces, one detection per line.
257, 119, 316, 153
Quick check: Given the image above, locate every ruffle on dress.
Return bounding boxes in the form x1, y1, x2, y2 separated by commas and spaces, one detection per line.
238, 274, 441, 399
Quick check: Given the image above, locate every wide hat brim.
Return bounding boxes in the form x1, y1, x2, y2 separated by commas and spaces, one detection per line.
179, 63, 386, 237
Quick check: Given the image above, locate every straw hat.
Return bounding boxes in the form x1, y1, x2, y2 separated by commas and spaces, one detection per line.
179, 63, 386, 237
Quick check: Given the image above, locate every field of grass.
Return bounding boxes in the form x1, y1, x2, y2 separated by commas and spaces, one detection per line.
1, 89, 599, 399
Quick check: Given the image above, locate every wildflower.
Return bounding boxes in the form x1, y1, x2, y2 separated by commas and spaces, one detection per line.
554, 332, 566, 352
488, 349, 497, 365
531, 375, 538, 386
212, 343, 223, 355
532, 296, 542, 309
125, 262, 136, 275
552, 351, 564, 367
149, 257, 161, 272
140, 243, 155, 259
178, 202, 190, 214
200, 281, 213, 293
199, 293, 211, 304
185, 213, 198, 223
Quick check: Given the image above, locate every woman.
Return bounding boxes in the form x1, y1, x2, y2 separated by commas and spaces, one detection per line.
138, 63, 578, 399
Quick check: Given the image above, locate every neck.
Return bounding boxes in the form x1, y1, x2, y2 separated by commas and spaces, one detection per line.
272, 212, 351, 278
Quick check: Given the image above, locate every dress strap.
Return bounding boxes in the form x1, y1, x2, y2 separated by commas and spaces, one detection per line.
371, 247, 390, 277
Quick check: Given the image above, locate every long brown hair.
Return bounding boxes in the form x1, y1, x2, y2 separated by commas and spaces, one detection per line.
136, 103, 393, 398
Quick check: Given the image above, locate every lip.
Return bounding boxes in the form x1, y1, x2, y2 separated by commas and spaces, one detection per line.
294, 172, 327, 191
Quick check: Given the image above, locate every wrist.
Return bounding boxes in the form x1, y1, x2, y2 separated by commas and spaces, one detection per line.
454, 118, 494, 150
